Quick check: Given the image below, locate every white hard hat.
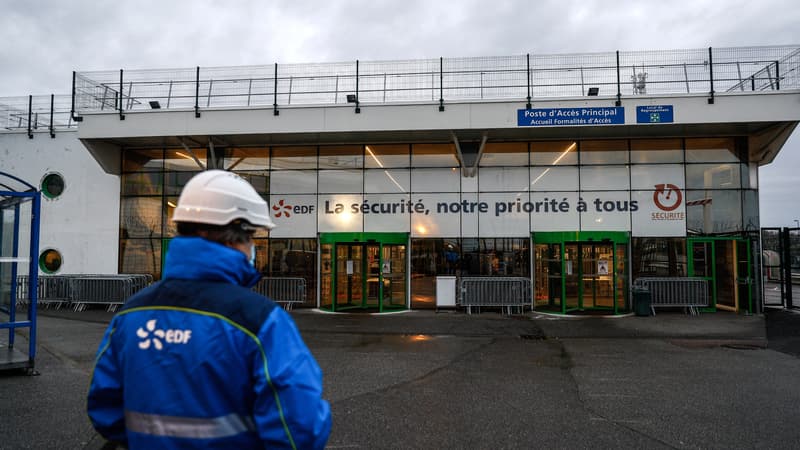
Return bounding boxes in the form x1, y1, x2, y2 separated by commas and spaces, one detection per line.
172, 170, 275, 229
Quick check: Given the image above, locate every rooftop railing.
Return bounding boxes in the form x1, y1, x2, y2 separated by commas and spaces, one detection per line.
71, 46, 800, 119
0, 95, 77, 135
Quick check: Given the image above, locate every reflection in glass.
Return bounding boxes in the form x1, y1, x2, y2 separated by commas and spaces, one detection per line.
686, 189, 742, 234
267, 238, 317, 304
631, 237, 687, 278
271, 146, 317, 170
319, 169, 363, 193
165, 148, 207, 171
224, 147, 268, 171
365, 144, 410, 168
122, 172, 163, 196
743, 190, 759, 231
411, 168, 460, 192
364, 169, 410, 193
478, 167, 530, 192
163, 196, 179, 237
630, 139, 683, 163
580, 165, 630, 190
685, 164, 742, 189
534, 243, 562, 309
123, 149, 164, 172
120, 239, 162, 278
318, 145, 363, 169
270, 170, 318, 194
685, 138, 743, 163
164, 171, 199, 196
529, 167, 579, 191
120, 197, 163, 238
411, 143, 459, 167
479, 142, 528, 166
531, 141, 577, 166
237, 172, 269, 195
580, 140, 628, 165
410, 238, 461, 309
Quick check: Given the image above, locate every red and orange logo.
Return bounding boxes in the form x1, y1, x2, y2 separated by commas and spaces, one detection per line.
272, 199, 292, 218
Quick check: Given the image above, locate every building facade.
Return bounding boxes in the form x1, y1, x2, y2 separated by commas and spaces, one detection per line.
4, 45, 800, 314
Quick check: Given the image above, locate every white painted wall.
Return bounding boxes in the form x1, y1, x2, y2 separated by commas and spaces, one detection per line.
0, 130, 119, 274
77, 92, 800, 140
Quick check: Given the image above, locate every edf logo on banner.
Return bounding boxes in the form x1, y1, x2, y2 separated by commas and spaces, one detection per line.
271, 199, 314, 218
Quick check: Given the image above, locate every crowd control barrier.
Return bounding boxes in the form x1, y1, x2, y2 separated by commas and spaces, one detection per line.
16, 275, 71, 310
633, 277, 709, 315
17, 274, 153, 312
252, 277, 306, 311
459, 277, 532, 315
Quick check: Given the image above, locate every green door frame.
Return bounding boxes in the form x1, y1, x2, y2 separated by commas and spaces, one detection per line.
533, 231, 629, 315
320, 232, 408, 313
687, 237, 752, 313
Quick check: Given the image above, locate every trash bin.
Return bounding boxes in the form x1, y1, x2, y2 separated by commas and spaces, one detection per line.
632, 286, 651, 317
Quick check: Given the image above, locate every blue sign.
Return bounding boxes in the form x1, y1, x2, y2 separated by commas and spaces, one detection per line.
636, 105, 674, 123
517, 107, 624, 127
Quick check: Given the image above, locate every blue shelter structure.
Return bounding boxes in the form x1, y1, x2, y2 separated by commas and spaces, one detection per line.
0, 171, 41, 373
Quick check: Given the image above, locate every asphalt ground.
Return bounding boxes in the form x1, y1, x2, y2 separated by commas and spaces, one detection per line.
1, 307, 799, 449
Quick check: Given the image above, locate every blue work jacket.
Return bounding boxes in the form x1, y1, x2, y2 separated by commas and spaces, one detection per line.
87, 237, 331, 449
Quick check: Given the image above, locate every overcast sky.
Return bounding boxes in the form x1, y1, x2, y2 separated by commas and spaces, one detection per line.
1, 0, 798, 226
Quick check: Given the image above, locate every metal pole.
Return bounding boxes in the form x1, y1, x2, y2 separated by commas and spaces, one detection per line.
775, 60, 780, 90
70, 71, 83, 122
355, 60, 361, 113
119, 69, 125, 120
195, 66, 201, 118
782, 227, 793, 308
615, 51, 621, 106
273, 63, 279, 116
708, 47, 715, 104
439, 57, 445, 111
27, 95, 33, 139
49, 94, 55, 138
526, 53, 532, 109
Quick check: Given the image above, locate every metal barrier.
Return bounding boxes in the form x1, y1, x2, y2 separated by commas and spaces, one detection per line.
16, 275, 71, 310
16, 274, 153, 312
459, 277, 532, 315
633, 277, 709, 315
252, 277, 306, 311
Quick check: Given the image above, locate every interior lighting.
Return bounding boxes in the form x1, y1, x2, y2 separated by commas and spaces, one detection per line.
416, 225, 427, 235
167, 201, 177, 208
366, 146, 406, 192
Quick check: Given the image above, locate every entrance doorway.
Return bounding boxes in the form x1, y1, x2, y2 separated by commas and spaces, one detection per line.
533, 232, 629, 315
320, 233, 408, 312
688, 238, 752, 313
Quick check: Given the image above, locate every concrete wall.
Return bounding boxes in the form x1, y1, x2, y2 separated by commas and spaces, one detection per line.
0, 130, 120, 274
77, 92, 800, 139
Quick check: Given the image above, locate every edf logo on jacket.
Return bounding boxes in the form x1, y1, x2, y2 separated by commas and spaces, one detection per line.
136, 319, 192, 350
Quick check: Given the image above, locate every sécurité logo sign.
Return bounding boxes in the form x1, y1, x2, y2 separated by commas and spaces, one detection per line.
651, 183, 684, 220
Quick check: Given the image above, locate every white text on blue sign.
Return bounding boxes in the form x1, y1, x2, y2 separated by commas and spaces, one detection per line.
517, 107, 625, 127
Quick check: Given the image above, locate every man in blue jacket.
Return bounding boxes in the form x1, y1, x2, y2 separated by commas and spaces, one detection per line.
88, 170, 331, 449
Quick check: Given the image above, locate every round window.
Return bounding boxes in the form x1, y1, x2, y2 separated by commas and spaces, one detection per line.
39, 249, 63, 274
41, 173, 65, 199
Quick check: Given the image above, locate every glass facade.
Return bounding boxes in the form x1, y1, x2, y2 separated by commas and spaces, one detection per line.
118, 137, 756, 311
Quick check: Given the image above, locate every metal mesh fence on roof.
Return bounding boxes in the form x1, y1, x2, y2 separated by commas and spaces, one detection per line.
0, 95, 76, 132
67, 45, 800, 115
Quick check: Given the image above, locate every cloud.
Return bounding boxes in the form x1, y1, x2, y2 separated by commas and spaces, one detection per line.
1, 0, 798, 225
